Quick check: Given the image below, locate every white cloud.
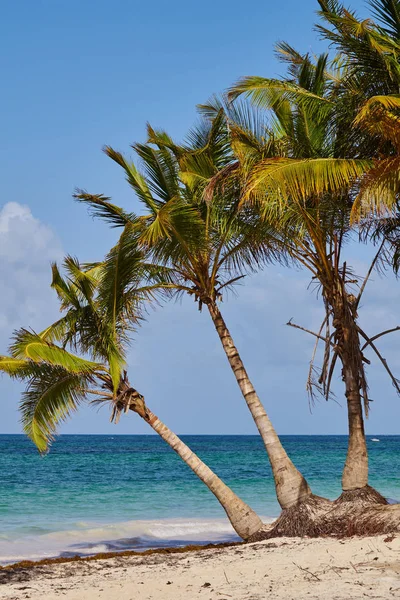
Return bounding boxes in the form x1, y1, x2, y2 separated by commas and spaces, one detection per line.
0, 202, 63, 344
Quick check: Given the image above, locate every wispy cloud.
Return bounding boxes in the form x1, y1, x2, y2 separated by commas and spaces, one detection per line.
0, 202, 62, 342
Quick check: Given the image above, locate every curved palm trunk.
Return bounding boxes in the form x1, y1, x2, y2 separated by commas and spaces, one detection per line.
127, 399, 264, 540
207, 301, 311, 509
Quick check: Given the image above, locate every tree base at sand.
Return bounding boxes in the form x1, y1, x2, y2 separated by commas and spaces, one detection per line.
248, 487, 400, 541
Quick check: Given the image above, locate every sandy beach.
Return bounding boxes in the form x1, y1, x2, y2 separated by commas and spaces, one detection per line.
1, 534, 399, 600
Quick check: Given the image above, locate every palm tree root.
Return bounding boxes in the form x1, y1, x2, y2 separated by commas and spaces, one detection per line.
248, 495, 333, 541
335, 484, 388, 507
248, 487, 399, 541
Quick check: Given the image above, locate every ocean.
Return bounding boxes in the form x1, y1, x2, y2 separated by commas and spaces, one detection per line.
0, 434, 398, 565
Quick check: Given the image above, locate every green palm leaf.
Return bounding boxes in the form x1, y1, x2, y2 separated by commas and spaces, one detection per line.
368, 0, 400, 38
0, 356, 36, 378
74, 190, 135, 228
247, 157, 371, 203
354, 95, 400, 149
20, 364, 94, 453
51, 262, 80, 310
9, 329, 100, 373
352, 157, 400, 221
104, 146, 158, 212
228, 77, 331, 116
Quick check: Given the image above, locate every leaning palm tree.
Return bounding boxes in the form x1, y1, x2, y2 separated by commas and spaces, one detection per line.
0, 254, 264, 541
74, 113, 315, 515
229, 37, 400, 505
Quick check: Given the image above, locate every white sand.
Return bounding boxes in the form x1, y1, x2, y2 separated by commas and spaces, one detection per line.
1, 535, 400, 599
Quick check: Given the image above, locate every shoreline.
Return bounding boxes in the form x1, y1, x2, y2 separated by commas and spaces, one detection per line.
0, 515, 249, 568
1, 535, 399, 599
0, 540, 243, 572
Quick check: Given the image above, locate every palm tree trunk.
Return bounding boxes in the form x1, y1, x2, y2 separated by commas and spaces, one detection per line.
128, 402, 264, 540
338, 322, 368, 491
328, 285, 369, 492
341, 367, 368, 490
207, 301, 311, 509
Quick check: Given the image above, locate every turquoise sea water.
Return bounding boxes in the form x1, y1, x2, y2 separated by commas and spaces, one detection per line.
0, 434, 399, 564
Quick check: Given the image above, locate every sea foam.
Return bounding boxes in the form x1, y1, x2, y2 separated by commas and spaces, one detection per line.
0, 517, 273, 565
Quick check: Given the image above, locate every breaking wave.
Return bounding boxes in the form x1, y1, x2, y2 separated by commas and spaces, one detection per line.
0, 516, 273, 565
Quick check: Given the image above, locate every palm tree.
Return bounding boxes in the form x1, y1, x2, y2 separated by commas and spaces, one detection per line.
74, 114, 313, 513
310, 0, 400, 491
0, 255, 264, 541
229, 42, 398, 500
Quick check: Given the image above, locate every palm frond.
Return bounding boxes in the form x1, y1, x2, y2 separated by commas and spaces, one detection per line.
20, 364, 93, 453
228, 77, 331, 117
38, 313, 77, 344
104, 146, 158, 212
62, 256, 99, 304
74, 190, 135, 227
368, 0, 400, 37
51, 263, 80, 310
132, 143, 180, 205
353, 95, 400, 148
247, 158, 371, 203
0, 356, 37, 378
352, 157, 400, 221
95, 225, 148, 390
275, 41, 306, 78
9, 329, 100, 373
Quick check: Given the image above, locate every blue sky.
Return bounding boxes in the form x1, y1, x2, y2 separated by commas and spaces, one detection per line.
2, 0, 399, 437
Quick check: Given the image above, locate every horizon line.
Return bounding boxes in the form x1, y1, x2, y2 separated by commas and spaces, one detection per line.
0, 433, 395, 437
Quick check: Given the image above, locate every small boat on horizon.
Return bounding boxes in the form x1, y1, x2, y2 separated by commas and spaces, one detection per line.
371, 438, 380, 442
